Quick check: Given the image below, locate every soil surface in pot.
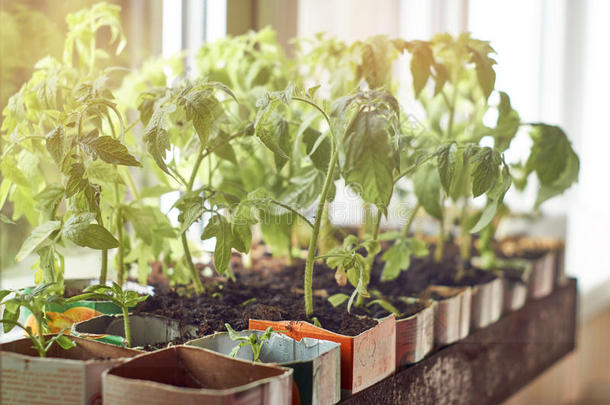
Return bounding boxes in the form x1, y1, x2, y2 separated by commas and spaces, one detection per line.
135, 277, 377, 342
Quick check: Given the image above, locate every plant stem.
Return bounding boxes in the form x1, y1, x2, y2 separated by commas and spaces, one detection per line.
434, 210, 445, 263
181, 145, 206, 295
96, 211, 108, 285
356, 209, 382, 308
400, 203, 421, 238
304, 146, 338, 317
296, 97, 339, 318
122, 306, 132, 348
116, 206, 125, 286
459, 199, 471, 261
35, 313, 46, 357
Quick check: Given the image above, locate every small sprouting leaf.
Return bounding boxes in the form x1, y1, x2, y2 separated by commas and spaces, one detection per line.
494, 92, 520, 152
225, 323, 245, 342
1, 213, 15, 224
54, 334, 76, 350
82, 136, 141, 166
328, 293, 349, 307
367, 298, 401, 316
381, 241, 412, 281
16, 221, 61, 262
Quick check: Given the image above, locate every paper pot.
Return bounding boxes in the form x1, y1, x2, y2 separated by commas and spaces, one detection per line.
395, 299, 435, 368
102, 345, 293, 405
72, 313, 197, 348
469, 277, 504, 329
527, 252, 556, 299
248, 315, 396, 396
421, 286, 471, 346
187, 331, 341, 405
0, 335, 138, 405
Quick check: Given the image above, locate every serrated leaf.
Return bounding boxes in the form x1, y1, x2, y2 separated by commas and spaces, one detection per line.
535, 147, 579, 208
407, 41, 433, 97
181, 90, 222, 147
413, 163, 442, 220
65, 163, 88, 198
16, 221, 61, 261
63, 220, 119, 250
0, 156, 29, 188
437, 143, 457, 193
527, 124, 579, 188
494, 92, 520, 152
46, 126, 64, 164
177, 197, 206, 235
35, 184, 65, 220
231, 224, 252, 253
303, 127, 331, 172
144, 108, 171, 174
471, 147, 501, 197
468, 39, 496, 99
343, 110, 395, 208
82, 136, 141, 167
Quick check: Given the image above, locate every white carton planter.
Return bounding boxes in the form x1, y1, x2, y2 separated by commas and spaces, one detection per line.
422, 286, 472, 346
103, 345, 293, 405
187, 330, 341, 405
470, 277, 503, 329
0, 335, 138, 405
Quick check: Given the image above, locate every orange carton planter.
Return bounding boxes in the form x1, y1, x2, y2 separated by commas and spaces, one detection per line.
249, 314, 396, 396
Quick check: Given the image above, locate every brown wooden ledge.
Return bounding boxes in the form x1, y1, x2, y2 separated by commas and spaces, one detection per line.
342, 278, 577, 405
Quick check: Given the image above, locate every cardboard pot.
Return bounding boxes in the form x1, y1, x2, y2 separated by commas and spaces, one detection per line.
469, 277, 503, 329
494, 263, 532, 314
187, 330, 341, 405
421, 286, 471, 346
103, 345, 293, 405
18, 279, 122, 337
72, 313, 197, 348
249, 315, 396, 396
395, 299, 435, 369
527, 251, 556, 299
0, 335, 138, 405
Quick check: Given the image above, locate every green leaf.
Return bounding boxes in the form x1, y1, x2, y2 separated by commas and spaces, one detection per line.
53, 334, 76, 350
181, 90, 222, 147
343, 110, 395, 209
35, 184, 65, 220
494, 92, 520, 152
413, 163, 442, 220
0, 213, 15, 224
437, 143, 457, 193
46, 126, 64, 164
232, 224, 252, 253
526, 125, 579, 194
213, 142, 237, 164
467, 38, 496, 99
65, 163, 88, 198
406, 41, 433, 97
260, 212, 292, 257
471, 147, 501, 197
381, 242, 411, 281
367, 299, 401, 316
62, 215, 119, 250
16, 221, 61, 261
144, 108, 171, 174
408, 238, 429, 257
225, 323, 245, 342
328, 293, 349, 307
201, 215, 233, 275
82, 136, 141, 167
0, 156, 29, 188
1, 305, 20, 333
303, 127, 331, 172
176, 197, 206, 235
0, 290, 12, 303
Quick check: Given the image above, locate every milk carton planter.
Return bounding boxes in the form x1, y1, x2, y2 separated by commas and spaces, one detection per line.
249, 315, 396, 396
102, 345, 293, 405
469, 277, 503, 329
0, 335, 138, 405
421, 286, 471, 346
72, 313, 197, 348
528, 252, 556, 299
496, 263, 532, 314
187, 331, 341, 405
395, 299, 435, 369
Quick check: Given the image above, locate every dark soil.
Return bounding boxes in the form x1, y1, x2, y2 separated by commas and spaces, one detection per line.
135, 277, 378, 342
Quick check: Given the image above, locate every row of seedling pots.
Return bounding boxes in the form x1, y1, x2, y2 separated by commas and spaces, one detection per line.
2, 248, 563, 404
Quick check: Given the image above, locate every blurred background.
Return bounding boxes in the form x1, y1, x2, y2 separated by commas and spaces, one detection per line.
1, 0, 609, 403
